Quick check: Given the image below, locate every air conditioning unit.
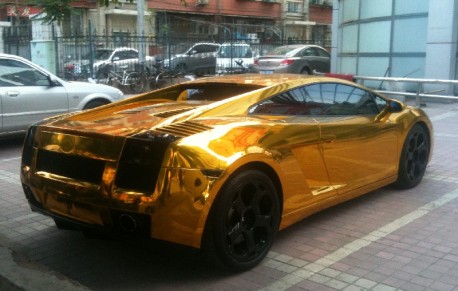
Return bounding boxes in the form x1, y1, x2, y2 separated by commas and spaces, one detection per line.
196, 0, 208, 6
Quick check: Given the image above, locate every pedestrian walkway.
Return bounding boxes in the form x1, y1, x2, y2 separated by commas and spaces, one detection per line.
1, 100, 458, 290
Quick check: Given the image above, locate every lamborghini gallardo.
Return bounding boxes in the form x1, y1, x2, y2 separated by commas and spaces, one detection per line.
20, 74, 433, 271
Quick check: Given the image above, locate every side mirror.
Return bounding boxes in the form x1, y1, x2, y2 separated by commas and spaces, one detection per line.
48, 76, 61, 86
388, 100, 403, 113
375, 99, 403, 122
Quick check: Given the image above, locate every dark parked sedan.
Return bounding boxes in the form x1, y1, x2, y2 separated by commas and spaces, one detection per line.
254, 44, 330, 75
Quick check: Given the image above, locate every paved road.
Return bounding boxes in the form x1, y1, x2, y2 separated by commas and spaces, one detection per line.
1, 100, 458, 290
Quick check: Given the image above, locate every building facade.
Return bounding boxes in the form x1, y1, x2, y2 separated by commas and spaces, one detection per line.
331, 0, 458, 88
0, 0, 332, 46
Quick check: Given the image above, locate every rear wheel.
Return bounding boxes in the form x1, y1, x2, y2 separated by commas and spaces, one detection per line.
126, 72, 146, 94
175, 63, 187, 75
202, 169, 280, 271
300, 68, 310, 75
395, 124, 430, 189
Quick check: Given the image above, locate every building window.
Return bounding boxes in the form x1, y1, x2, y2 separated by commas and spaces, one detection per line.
287, 2, 301, 13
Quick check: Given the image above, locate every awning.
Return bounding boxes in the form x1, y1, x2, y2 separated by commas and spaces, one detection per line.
6, 5, 42, 17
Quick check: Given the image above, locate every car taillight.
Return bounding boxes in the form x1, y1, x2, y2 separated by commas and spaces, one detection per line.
280, 59, 295, 65
254, 59, 259, 66
65, 63, 75, 70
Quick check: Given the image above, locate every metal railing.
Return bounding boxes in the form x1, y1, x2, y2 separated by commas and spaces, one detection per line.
354, 76, 458, 107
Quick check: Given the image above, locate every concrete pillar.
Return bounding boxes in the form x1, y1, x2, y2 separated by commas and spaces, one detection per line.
424, 0, 458, 93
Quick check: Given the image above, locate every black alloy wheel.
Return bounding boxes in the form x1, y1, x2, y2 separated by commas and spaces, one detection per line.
203, 169, 280, 271
396, 124, 430, 189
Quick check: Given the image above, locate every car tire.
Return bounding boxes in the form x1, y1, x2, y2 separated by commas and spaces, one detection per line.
202, 169, 280, 272
175, 63, 187, 75
300, 68, 311, 75
83, 100, 108, 110
395, 124, 430, 189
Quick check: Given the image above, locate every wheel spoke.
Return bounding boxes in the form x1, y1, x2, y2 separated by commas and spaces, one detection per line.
224, 180, 276, 258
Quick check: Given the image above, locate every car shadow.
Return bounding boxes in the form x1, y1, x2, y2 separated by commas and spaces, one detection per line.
15, 225, 234, 290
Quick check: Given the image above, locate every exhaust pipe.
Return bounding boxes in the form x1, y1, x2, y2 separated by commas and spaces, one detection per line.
118, 213, 138, 232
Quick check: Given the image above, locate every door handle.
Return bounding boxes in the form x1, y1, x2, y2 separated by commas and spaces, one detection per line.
6, 91, 20, 97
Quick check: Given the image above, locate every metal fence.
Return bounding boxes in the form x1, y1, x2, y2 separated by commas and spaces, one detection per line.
3, 23, 331, 80
355, 76, 458, 107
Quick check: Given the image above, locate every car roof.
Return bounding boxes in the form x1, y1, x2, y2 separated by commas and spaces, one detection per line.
276, 44, 324, 49
220, 43, 251, 47
0, 53, 26, 60
192, 42, 220, 46
188, 73, 356, 88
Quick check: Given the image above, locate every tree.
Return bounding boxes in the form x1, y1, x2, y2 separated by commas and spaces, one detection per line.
31, 0, 75, 24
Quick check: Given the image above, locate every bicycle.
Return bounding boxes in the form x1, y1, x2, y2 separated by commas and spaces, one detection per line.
95, 63, 147, 94
149, 62, 195, 90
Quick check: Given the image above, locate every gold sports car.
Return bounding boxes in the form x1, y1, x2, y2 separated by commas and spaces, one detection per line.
20, 74, 433, 271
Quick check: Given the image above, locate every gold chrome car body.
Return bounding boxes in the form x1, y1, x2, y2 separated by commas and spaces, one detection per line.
20, 74, 433, 270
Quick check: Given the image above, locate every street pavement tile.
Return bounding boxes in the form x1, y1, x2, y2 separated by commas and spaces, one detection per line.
1, 101, 458, 290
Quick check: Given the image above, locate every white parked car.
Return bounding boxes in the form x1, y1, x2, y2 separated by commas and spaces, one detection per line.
64, 47, 157, 79
215, 43, 255, 74
0, 53, 125, 138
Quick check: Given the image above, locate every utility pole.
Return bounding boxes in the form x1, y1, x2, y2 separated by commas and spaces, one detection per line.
137, 0, 145, 63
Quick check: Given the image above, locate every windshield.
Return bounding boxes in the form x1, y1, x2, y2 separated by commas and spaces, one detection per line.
217, 45, 252, 58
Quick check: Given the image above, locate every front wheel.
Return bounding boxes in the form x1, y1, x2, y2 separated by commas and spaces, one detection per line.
202, 169, 280, 272
395, 124, 430, 189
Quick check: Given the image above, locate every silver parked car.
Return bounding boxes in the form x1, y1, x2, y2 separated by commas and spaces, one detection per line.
0, 53, 124, 138
253, 44, 330, 75
162, 42, 221, 76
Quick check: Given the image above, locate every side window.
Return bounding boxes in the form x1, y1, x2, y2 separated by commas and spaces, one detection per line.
198, 45, 214, 53
374, 94, 387, 111
329, 84, 380, 115
0, 59, 49, 87
316, 47, 330, 57
211, 45, 220, 52
193, 45, 205, 53
248, 83, 381, 116
302, 47, 317, 57
125, 50, 138, 59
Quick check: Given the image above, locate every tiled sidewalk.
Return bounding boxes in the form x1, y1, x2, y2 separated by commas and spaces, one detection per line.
1, 101, 458, 290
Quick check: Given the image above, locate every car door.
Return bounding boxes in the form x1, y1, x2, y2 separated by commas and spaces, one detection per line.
198, 44, 219, 71
301, 47, 329, 74
248, 86, 337, 211
311, 83, 399, 194
0, 57, 68, 133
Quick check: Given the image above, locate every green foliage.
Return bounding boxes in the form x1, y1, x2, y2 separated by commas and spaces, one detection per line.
32, 0, 74, 24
